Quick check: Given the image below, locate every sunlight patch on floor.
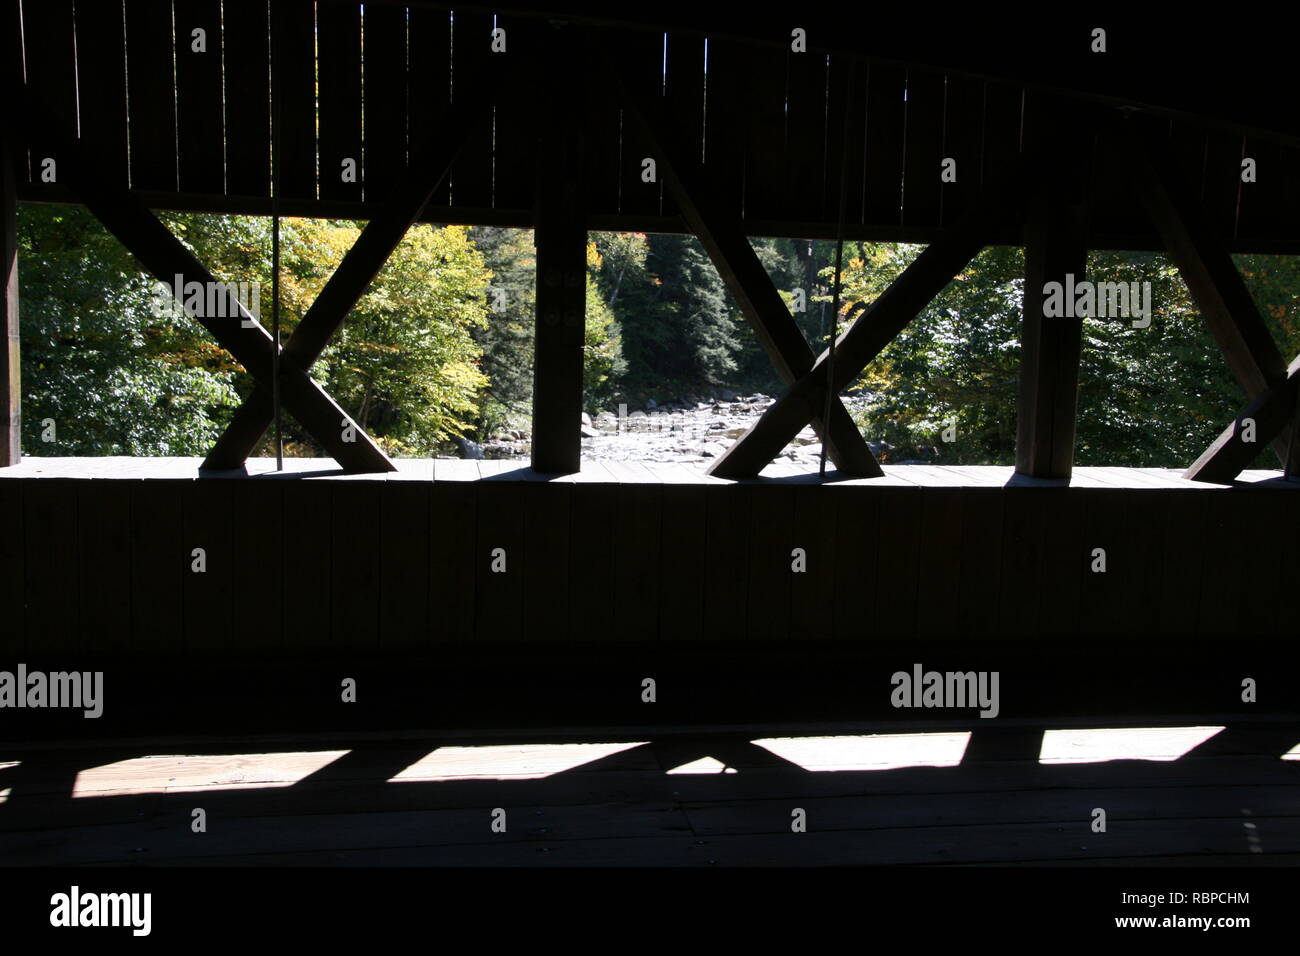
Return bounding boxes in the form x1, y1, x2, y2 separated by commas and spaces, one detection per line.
388, 742, 650, 782
1282, 743, 1300, 761
751, 733, 971, 771
72, 750, 350, 797
1038, 727, 1224, 764
666, 756, 738, 774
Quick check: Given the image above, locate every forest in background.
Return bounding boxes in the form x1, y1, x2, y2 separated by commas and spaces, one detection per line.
16, 203, 1300, 467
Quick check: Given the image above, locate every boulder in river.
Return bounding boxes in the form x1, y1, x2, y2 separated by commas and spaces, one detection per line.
453, 436, 485, 460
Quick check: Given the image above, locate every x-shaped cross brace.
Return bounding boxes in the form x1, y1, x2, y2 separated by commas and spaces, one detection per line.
17, 90, 393, 472
610, 62, 882, 478
202, 66, 511, 469
1118, 120, 1296, 480
705, 163, 1026, 480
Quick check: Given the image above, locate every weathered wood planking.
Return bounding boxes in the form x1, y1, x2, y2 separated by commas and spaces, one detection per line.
281, 480, 332, 647
829, 481, 879, 641
1, 464, 1295, 650
448, 10, 496, 210
173, 0, 225, 195
916, 486, 964, 638
360, 2, 408, 201
1202, 129, 1245, 241
862, 64, 906, 228
490, 15, 544, 213
20, 0, 78, 190
703, 480, 751, 640
21, 479, 78, 654
1237, 137, 1283, 244
317, 1, 363, 204
940, 74, 985, 226
657, 470, 706, 641
330, 481, 381, 646
76, 483, 132, 654
271, 0, 318, 202
73, 0, 130, 189
789, 482, 837, 640
230, 478, 283, 649
700, 36, 747, 223
1074, 488, 1129, 636
746, 482, 794, 640
521, 478, 571, 642
783, 48, 827, 223
664, 33, 706, 180
872, 483, 923, 638
474, 476, 525, 641
181, 479, 233, 650
406, 6, 452, 210
738, 43, 786, 223
0, 479, 22, 653
956, 486, 1004, 637
123, 0, 178, 193
582, 31, 624, 217
222, 0, 271, 198
613, 28, 666, 219
608, 463, 662, 642
128, 480, 183, 651
428, 469, 476, 642
378, 480, 430, 648
901, 68, 946, 230
980, 82, 1023, 213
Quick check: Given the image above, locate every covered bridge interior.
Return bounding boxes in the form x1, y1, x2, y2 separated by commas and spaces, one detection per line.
0, 2, 1296, 868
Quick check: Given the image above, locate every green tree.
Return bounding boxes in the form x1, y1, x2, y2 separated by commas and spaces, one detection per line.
19, 204, 240, 455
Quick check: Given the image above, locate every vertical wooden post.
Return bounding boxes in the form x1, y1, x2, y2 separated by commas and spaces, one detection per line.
531, 29, 586, 475
1015, 98, 1088, 479
1285, 374, 1300, 479
1, 132, 19, 466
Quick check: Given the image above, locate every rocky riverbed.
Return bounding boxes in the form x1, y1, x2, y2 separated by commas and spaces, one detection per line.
461, 392, 882, 466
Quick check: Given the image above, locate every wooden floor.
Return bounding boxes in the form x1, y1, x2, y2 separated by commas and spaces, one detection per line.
2, 720, 1297, 866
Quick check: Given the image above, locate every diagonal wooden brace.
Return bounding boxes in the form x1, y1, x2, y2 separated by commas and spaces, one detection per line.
1185, 353, 1300, 483
612, 64, 880, 477
1121, 120, 1293, 465
21, 93, 394, 472
706, 165, 1023, 479
204, 58, 518, 469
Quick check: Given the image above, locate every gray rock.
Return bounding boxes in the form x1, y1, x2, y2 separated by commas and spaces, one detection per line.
452, 436, 485, 460
580, 412, 593, 428
701, 442, 727, 457
580, 425, 600, 438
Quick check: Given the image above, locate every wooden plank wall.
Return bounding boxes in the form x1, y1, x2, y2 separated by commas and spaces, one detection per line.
13, 3, 1299, 246
1, 472, 1294, 654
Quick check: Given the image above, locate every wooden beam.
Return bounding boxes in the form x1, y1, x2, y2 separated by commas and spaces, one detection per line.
18, 92, 394, 472
1186, 354, 1300, 483
1015, 103, 1089, 479
1, 131, 18, 466
610, 55, 880, 477
530, 29, 585, 475
1123, 120, 1293, 464
1287, 376, 1300, 480
203, 78, 502, 469
705, 166, 1020, 480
